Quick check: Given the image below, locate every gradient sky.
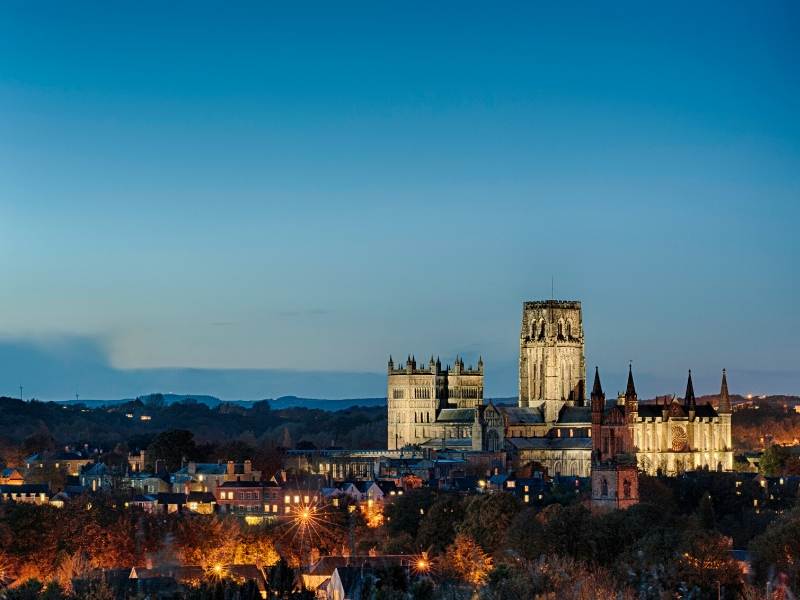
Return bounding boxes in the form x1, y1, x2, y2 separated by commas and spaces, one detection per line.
1, 2, 798, 399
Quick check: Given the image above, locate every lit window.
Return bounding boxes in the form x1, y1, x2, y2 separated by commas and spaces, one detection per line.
524, 494, 529, 503
294, 495, 300, 504
285, 495, 291, 503
304, 495, 310, 504
285, 506, 291, 514
506, 481, 515, 489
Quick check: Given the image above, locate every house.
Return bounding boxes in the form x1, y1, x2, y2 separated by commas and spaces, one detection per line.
216, 480, 282, 516
80, 462, 112, 492
127, 492, 189, 514
0, 467, 24, 485
49, 485, 87, 508
122, 472, 171, 495
157, 493, 187, 513
186, 491, 216, 514
127, 494, 158, 512
25, 450, 93, 476
171, 460, 261, 493
0, 484, 50, 504
128, 564, 268, 598
327, 567, 367, 600
128, 450, 147, 473
303, 556, 409, 598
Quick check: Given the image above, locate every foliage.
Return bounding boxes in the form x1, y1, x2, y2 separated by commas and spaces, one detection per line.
444, 534, 492, 588
749, 508, 800, 592
457, 493, 520, 554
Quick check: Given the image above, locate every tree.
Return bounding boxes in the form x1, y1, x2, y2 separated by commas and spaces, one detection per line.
749, 510, 800, 591
416, 495, 464, 554
458, 493, 520, 555
146, 429, 197, 471
677, 530, 743, 598
760, 444, 790, 477
444, 534, 492, 589
384, 488, 435, 542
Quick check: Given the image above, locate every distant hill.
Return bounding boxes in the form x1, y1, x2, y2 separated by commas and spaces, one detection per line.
56, 394, 389, 411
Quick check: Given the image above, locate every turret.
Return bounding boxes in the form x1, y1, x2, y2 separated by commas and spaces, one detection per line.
590, 367, 605, 462
388, 356, 394, 373
718, 369, 731, 414
685, 370, 696, 419
478, 355, 484, 374
624, 364, 638, 422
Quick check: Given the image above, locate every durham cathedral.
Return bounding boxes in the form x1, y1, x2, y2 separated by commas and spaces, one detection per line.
387, 300, 733, 478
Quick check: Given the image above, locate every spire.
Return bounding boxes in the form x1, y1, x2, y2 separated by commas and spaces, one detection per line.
625, 363, 637, 399
684, 370, 696, 411
718, 368, 731, 414
591, 366, 603, 398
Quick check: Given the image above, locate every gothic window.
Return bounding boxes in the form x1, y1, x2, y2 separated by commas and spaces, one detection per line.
557, 321, 564, 340
623, 479, 631, 498
486, 430, 500, 452
601, 478, 608, 497
566, 320, 572, 338
539, 321, 546, 340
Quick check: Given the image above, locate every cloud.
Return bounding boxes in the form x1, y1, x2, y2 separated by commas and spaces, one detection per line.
0, 335, 383, 401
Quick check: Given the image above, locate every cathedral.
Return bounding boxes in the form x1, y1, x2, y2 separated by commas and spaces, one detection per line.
386, 299, 734, 477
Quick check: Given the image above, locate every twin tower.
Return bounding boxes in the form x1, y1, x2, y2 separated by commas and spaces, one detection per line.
519, 300, 586, 421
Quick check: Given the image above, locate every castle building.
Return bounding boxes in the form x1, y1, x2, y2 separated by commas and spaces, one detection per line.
386, 355, 504, 452
386, 299, 734, 478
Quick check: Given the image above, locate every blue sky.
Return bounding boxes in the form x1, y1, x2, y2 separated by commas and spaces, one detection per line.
1, 2, 798, 400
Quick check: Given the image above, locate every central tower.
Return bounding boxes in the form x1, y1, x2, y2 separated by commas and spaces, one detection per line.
518, 300, 586, 420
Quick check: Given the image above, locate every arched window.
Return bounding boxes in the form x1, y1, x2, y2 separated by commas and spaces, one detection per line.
539, 321, 546, 340
601, 478, 609, 496
566, 320, 572, 338
623, 479, 631, 498
557, 320, 564, 339
485, 430, 500, 452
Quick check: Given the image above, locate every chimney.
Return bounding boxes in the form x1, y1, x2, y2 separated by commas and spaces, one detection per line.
187, 461, 196, 475
244, 459, 252, 475
227, 460, 235, 476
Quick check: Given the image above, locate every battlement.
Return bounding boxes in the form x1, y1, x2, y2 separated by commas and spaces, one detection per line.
387, 354, 483, 376
523, 300, 582, 310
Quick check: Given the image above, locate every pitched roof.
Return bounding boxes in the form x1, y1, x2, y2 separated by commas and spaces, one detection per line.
1, 484, 50, 494
219, 480, 269, 488
499, 406, 544, 424
507, 437, 592, 451
187, 491, 216, 503
558, 406, 591, 424
436, 408, 475, 423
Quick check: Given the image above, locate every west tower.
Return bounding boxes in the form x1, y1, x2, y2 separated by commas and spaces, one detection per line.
519, 300, 586, 421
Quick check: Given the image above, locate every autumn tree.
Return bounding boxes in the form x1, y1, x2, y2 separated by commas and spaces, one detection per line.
444, 534, 492, 589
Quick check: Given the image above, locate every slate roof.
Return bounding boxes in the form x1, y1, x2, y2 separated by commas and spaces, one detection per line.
218, 480, 273, 488
558, 406, 591, 424
172, 463, 227, 476
0, 484, 50, 494
499, 406, 544, 424
187, 491, 216, 503
436, 408, 475, 423
506, 437, 592, 451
